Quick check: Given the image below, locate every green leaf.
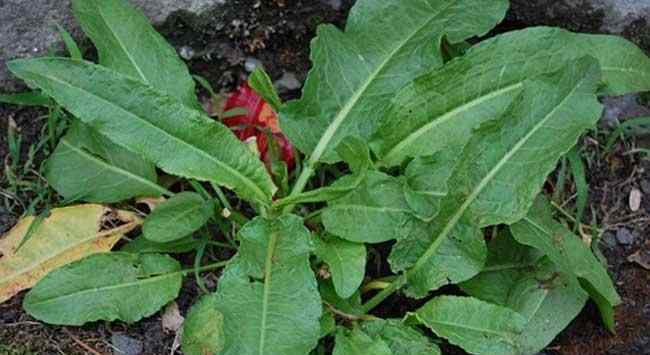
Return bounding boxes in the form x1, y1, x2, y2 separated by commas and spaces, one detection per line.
402, 150, 457, 221
322, 171, 417, 243
143, 192, 213, 243
248, 67, 282, 111
182, 294, 225, 355
388, 214, 486, 298
333, 327, 392, 355
320, 280, 364, 316
315, 235, 366, 299
460, 230, 545, 304
461, 231, 588, 354
23, 252, 182, 325
0, 92, 50, 107
71, 0, 200, 109
414, 296, 527, 355
211, 215, 321, 355
121, 235, 201, 254
361, 319, 441, 355
9, 58, 276, 204
392, 58, 603, 297
45, 121, 166, 203
320, 312, 337, 337
371, 27, 650, 167
510, 196, 621, 331
56, 24, 82, 60
281, 0, 509, 163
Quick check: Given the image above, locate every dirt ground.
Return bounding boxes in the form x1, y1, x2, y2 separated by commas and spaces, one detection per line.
1, 1, 649, 354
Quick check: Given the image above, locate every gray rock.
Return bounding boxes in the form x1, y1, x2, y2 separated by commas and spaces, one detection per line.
111, 334, 143, 355
601, 94, 650, 128
275, 72, 302, 92
0, 0, 225, 91
320, 0, 343, 11
509, 0, 650, 51
616, 227, 636, 245
244, 57, 263, 73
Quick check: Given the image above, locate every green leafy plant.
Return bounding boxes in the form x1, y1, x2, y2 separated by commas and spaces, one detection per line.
2, 0, 650, 354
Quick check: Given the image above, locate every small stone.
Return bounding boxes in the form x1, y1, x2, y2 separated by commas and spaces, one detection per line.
629, 188, 643, 212
244, 57, 263, 72
161, 302, 184, 333
616, 228, 635, 245
274, 72, 301, 92
178, 46, 196, 60
111, 334, 143, 355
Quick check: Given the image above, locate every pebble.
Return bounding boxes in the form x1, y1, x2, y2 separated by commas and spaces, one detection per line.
629, 188, 642, 212
244, 57, 263, 72
178, 45, 196, 60
274, 72, 301, 92
616, 228, 636, 245
111, 334, 143, 355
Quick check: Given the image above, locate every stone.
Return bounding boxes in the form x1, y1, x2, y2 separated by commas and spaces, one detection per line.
0, 0, 225, 92
601, 95, 650, 128
616, 227, 636, 245
111, 333, 143, 355
244, 57, 264, 73
274, 72, 302, 92
508, 0, 650, 52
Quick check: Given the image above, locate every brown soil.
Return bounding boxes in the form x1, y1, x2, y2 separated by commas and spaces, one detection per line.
1, 1, 649, 354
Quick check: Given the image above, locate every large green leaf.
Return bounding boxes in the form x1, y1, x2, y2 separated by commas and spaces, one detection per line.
415, 296, 527, 355
210, 215, 321, 355
45, 121, 165, 203
511, 196, 621, 331
143, 192, 213, 243
281, 0, 509, 164
361, 319, 441, 355
322, 171, 417, 243
23, 252, 182, 325
333, 327, 392, 355
72, 0, 200, 109
182, 294, 225, 355
9, 58, 276, 204
461, 231, 588, 354
371, 27, 650, 167
391, 58, 603, 297
315, 235, 366, 299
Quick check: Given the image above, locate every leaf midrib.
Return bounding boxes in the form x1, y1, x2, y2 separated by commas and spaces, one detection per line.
35, 67, 268, 202
409, 73, 587, 277
94, 4, 149, 83
382, 82, 523, 164
328, 204, 411, 213
259, 230, 279, 355
427, 318, 517, 339
26, 271, 179, 307
307, 5, 450, 165
60, 138, 167, 196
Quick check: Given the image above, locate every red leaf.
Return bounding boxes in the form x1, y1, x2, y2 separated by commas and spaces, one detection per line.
223, 83, 295, 170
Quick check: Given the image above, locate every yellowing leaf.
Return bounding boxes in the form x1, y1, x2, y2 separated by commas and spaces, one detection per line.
0, 204, 141, 302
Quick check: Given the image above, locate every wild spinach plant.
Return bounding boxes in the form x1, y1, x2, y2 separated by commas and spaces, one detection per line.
1, 0, 650, 354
